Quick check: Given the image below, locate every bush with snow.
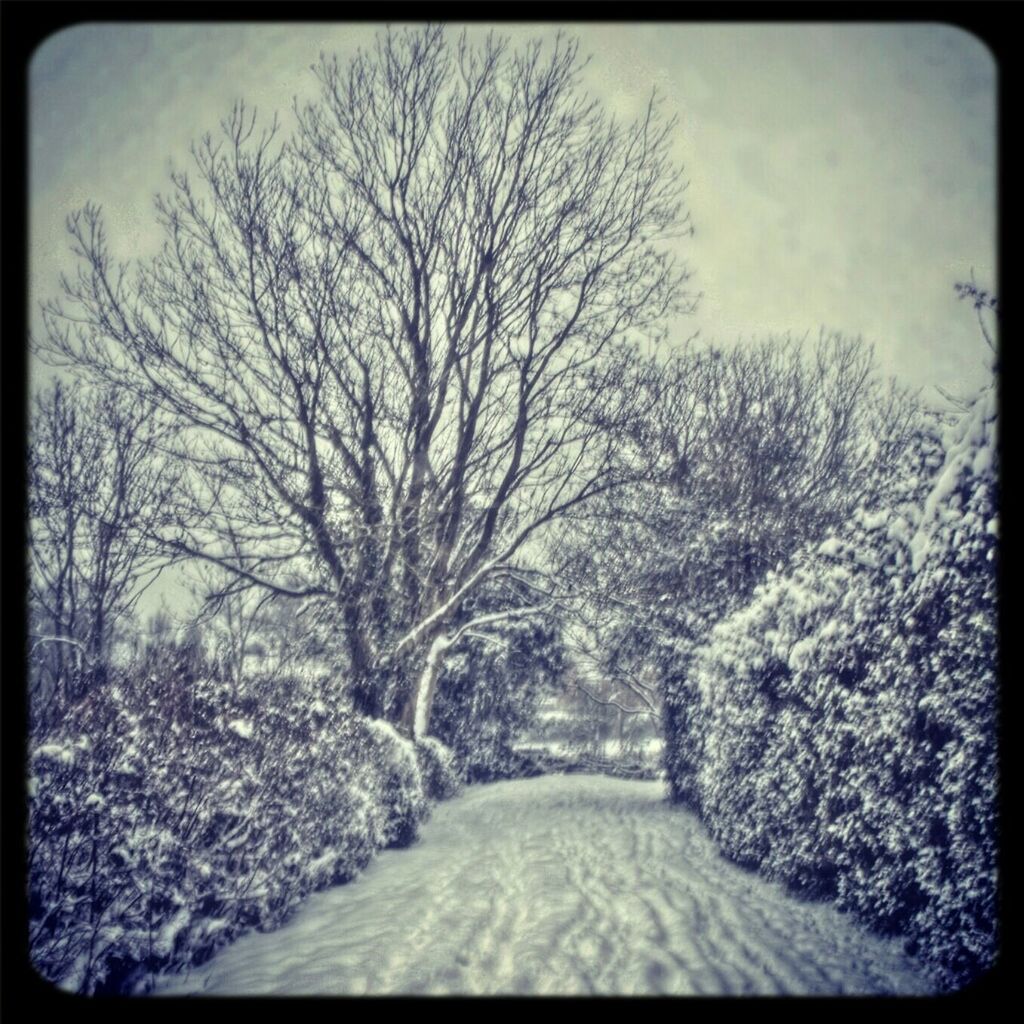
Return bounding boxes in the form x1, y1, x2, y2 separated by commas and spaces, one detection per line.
361, 718, 430, 849
28, 664, 434, 994
679, 385, 997, 989
414, 736, 463, 801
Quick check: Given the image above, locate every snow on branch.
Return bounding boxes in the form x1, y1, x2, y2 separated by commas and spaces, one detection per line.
573, 679, 659, 718
447, 603, 551, 649
390, 558, 505, 659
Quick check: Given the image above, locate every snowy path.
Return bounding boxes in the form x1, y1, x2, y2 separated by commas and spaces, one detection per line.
155, 775, 936, 996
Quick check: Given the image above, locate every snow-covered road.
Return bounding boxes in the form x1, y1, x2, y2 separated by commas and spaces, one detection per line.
155, 774, 937, 996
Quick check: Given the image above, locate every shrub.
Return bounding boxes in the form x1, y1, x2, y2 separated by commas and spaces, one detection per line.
360, 718, 430, 849
414, 737, 462, 801
429, 580, 565, 782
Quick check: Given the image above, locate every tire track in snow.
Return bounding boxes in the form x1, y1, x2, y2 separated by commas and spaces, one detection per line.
154, 775, 938, 996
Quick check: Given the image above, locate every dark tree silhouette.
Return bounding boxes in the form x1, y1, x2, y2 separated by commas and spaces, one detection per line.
551, 334, 922, 751
37, 26, 693, 735
28, 381, 181, 724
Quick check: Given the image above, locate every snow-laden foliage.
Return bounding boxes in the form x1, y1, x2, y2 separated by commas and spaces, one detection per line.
682, 385, 997, 990
363, 719, 430, 849
28, 664, 435, 995
414, 737, 463, 801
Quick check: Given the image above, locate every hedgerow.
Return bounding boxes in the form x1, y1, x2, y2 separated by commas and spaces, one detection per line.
28, 667, 448, 994
675, 385, 997, 990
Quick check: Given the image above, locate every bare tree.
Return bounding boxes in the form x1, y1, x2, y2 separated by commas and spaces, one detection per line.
37, 26, 693, 736
190, 554, 327, 694
954, 272, 999, 353
188, 561, 273, 696
28, 380, 181, 722
549, 333, 923, 718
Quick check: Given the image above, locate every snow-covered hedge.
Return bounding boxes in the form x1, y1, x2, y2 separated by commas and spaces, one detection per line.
28, 671, 434, 995
677, 387, 997, 990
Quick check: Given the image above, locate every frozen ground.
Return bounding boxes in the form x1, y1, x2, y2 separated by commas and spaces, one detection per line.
154, 774, 937, 996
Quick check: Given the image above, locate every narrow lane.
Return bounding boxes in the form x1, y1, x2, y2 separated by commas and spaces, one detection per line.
155, 774, 936, 996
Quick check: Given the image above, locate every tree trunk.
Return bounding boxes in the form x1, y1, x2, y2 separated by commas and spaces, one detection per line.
343, 603, 387, 720
349, 673, 385, 720
398, 633, 448, 740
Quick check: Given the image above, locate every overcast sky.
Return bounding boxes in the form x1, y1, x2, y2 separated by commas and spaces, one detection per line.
30, 21, 996, 399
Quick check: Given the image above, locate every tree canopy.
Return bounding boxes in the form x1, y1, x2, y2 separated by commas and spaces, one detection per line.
36, 26, 694, 734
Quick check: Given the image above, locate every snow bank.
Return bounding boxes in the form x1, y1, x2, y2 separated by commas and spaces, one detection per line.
362, 718, 429, 849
